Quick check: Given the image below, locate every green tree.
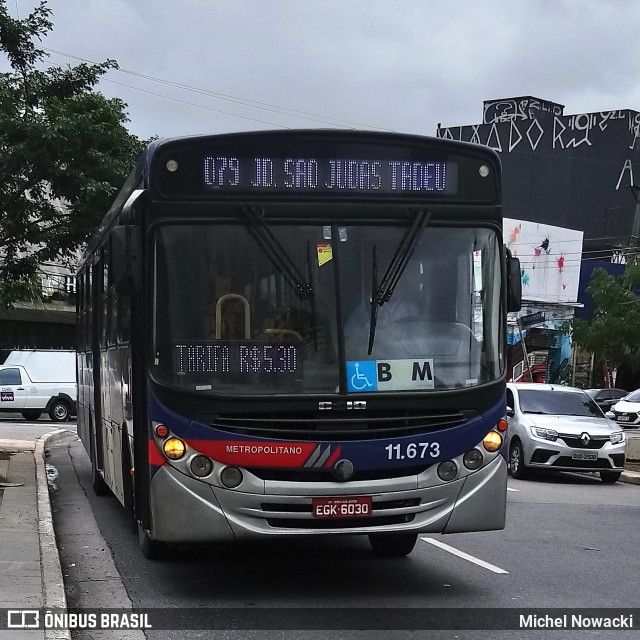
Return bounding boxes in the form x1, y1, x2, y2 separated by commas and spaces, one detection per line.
569, 260, 640, 374
0, 0, 146, 308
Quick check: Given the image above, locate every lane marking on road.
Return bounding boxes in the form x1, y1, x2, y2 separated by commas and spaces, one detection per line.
507, 487, 519, 492
420, 537, 509, 574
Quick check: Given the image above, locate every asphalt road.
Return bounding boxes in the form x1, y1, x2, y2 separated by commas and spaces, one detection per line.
44, 432, 640, 640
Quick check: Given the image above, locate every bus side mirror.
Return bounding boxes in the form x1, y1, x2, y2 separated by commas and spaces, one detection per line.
112, 225, 141, 294
506, 254, 522, 312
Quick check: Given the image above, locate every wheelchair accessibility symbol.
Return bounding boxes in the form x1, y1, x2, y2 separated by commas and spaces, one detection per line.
347, 361, 377, 393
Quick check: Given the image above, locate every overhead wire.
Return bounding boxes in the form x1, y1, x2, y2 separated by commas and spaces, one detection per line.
42, 46, 394, 132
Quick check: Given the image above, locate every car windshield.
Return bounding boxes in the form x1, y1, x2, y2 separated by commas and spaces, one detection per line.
623, 389, 640, 403
151, 221, 504, 396
518, 389, 603, 417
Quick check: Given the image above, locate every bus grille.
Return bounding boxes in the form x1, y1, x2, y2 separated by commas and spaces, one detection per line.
250, 465, 429, 482
210, 409, 469, 440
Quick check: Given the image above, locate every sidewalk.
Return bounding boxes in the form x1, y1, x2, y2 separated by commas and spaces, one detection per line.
0, 430, 638, 640
0, 430, 71, 640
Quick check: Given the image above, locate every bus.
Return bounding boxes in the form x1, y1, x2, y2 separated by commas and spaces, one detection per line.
76, 130, 522, 559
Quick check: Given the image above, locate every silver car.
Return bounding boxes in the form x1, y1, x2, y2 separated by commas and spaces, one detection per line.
506, 383, 626, 483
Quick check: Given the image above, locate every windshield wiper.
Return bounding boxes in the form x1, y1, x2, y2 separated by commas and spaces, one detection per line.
241, 205, 314, 300
240, 205, 317, 349
367, 209, 431, 354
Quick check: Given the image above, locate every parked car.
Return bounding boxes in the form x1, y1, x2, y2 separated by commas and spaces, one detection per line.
506, 383, 626, 483
584, 387, 628, 411
608, 389, 640, 428
0, 350, 76, 422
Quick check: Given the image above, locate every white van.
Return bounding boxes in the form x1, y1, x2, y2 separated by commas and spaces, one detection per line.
0, 350, 77, 422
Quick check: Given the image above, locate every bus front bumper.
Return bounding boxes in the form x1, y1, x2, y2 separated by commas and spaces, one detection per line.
148, 454, 507, 543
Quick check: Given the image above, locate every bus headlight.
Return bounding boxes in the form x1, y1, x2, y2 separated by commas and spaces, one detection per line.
483, 431, 503, 452
437, 461, 458, 481
463, 449, 484, 470
163, 437, 186, 460
190, 455, 213, 477
220, 467, 243, 488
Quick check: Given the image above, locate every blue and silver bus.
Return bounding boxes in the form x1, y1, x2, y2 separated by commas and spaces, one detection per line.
76, 130, 521, 558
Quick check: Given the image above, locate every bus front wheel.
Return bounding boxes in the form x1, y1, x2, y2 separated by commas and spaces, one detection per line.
368, 532, 418, 557
138, 523, 168, 560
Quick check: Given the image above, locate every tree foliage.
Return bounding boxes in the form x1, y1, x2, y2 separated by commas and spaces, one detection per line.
0, 0, 146, 308
569, 261, 640, 372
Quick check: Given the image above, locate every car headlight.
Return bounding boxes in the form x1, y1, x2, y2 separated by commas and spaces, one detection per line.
610, 431, 625, 444
531, 427, 558, 441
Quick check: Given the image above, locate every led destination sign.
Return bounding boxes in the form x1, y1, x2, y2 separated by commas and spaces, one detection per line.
202, 157, 457, 194
175, 341, 300, 378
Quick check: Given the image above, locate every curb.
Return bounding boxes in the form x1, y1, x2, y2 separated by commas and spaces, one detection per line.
36, 429, 73, 640
621, 470, 640, 485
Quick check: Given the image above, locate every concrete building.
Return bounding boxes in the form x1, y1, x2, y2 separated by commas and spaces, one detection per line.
0, 264, 76, 363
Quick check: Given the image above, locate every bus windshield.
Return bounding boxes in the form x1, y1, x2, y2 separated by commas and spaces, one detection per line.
151, 220, 503, 395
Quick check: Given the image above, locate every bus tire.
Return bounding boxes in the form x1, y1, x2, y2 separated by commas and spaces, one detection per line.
92, 456, 112, 496
121, 427, 137, 534
21, 410, 42, 421
91, 423, 112, 497
368, 532, 418, 557
138, 523, 167, 560
509, 438, 528, 479
49, 399, 70, 422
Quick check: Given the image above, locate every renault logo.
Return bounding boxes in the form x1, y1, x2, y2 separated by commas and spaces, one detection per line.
581, 432, 591, 446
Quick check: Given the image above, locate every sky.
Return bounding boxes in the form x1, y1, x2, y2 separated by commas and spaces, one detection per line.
6, 0, 640, 142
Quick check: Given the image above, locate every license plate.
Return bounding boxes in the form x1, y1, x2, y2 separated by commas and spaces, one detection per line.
312, 496, 372, 519
618, 415, 630, 422
572, 451, 597, 461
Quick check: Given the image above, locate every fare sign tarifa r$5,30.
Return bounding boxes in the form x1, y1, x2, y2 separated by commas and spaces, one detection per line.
202, 156, 456, 194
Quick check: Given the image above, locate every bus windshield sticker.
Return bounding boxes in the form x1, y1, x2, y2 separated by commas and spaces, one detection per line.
347, 359, 435, 393
317, 243, 332, 266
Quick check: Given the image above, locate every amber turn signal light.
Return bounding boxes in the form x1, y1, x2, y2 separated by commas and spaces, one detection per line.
483, 431, 503, 452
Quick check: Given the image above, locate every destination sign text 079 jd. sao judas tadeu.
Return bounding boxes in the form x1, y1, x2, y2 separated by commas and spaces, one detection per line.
199, 157, 458, 194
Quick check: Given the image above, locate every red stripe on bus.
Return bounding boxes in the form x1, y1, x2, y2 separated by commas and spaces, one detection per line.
323, 446, 342, 468
187, 440, 317, 468
148, 440, 167, 467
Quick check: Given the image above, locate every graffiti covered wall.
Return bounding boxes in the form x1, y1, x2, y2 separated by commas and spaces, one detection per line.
439, 96, 640, 244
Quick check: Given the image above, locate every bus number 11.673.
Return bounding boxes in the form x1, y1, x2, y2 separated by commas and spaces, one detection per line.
385, 442, 440, 460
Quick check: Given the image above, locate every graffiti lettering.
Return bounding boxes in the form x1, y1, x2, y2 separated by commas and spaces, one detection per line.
483, 97, 564, 124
